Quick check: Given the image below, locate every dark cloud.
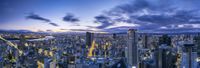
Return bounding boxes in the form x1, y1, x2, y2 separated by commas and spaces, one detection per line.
102, 25, 200, 33
60, 28, 67, 30
69, 29, 94, 32
26, 13, 50, 22
49, 22, 59, 26
63, 13, 79, 22
26, 13, 59, 27
46, 29, 53, 32
95, 15, 114, 29
155, 28, 200, 33
60, 28, 94, 32
102, 26, 133, 33
95, 0, 200, 32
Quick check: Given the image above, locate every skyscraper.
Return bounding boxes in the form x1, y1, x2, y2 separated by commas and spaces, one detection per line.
86, 32, 94, 47
127, 29, 138, 68
183, 44, 195, 68
85, 32, 94, 57
181, 52, 198, 68
113, 33, 117, 39
144, 34, 148, 48
194, 33, 200, 57
154, 44, 176, 68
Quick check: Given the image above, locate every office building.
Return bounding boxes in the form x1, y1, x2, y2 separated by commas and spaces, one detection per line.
144, 34, 148, 48
183, 44, 195, 68
127, 29, 138, 68
194, 33, 200, 57
86, 32, 94, 47
154, 44, 176, 68
181, 52, 198, 68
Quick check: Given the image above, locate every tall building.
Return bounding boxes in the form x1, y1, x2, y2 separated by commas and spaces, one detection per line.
144, 34, 148, 48
181, 52, 198, 68
113, 33, 117, 39
154, 44, 176, 68
183, 44, 195, 68
85, 32, 94, 57
86, 32, 94, 47
127, 29, 138, 68
194, 33, 200, 57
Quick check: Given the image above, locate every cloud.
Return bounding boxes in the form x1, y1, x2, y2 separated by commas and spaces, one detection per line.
155, 28, 200, 33
94, 15, 114, 29
69, 29, 94, 32
135, 10, 200, 25
49, 22, 59, 26
63, 13, 79, 22
60, 28, 67, 30
94, 0, 200, 32
26, 13, 51, 22
102, 26, 133, 33
60, 28, 94, 32
26, 13, 59, 27
46, 29, 53, 32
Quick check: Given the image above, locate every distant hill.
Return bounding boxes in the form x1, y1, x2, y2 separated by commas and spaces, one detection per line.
0, 29, 33, 33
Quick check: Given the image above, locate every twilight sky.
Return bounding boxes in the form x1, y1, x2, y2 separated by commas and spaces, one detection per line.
1, 0, 200, 33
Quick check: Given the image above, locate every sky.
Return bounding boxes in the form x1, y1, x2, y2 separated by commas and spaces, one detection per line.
1, 0, 200, 33
0, 0, 130, 32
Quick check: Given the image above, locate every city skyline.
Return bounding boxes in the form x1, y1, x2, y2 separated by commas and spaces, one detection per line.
1, 0, 200, 67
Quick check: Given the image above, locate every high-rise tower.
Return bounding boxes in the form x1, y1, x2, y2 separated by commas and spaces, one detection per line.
86, 32, 94, 47
194, 33, 200, 57
85, 32, 94, 57
127, 29, 138, 68
183, 44, 195, 68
